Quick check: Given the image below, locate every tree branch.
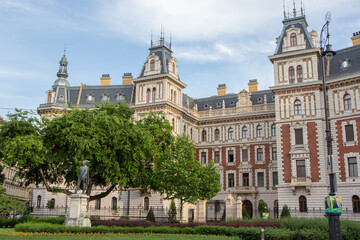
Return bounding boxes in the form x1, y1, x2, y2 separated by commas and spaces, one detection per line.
89, 184, 116, 201
39, 168, 72, 196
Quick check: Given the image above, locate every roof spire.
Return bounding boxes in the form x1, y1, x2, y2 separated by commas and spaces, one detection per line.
170, 33, 172, 49
283, 0, 286, 19
293, 0, 296, 17
300, 0, 303, 16
57, 48, 68, 79
150, 30, 153, 47
64, 44, 66, 55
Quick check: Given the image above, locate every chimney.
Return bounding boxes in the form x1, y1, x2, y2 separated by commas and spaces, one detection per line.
352, 31, 360, 46
248, 79, 258, 93
122, 73, 133, 85
100, 74, 111, 85
217, 84, 227, 96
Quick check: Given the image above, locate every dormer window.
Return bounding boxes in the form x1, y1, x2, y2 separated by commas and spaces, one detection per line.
102, 94, 110, 102
58, 95, 64, 101
290, 33, 297, 46
229, 101, 235, 106
216, 102, 221, 108
204, 104, 209, 109
150, 60, 155, 71
87, 94, 94, 102
257, 97, 262, 103
116, 93, 125, 102
272, 96, 275, 101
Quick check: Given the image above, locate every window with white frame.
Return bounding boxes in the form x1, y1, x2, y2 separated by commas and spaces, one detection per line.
344, 93, 352, 110
271, 124, 276, 136
272, 147, 277, 161
257, 148, 263, 161
201, 152, 207, 164
242, 173, 249, 186
295, 128, 303, 145
228, 173, 235, 188
296, 160, 306, 177
214, 150, 220, 164
345, 124, 354, 142
242, 149, 248, 162
294, 100, 301, 115
228, 150, 234, 163
257, 172, 264, 187
214, 129, 220, 141
228, 127, 234, 140
272, 172, 278, 186
242, 126, 248, 138
348, 157, 358, 177
256, 125, 263, 137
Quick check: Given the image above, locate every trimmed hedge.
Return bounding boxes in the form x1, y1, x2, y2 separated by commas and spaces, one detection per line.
0, 215, 65, 228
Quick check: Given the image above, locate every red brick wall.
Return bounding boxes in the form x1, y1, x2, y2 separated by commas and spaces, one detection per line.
281, 124, 291, 183
307, 122, 320, 182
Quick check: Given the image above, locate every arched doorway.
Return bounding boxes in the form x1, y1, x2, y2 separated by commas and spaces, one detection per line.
243, 200, 253, 219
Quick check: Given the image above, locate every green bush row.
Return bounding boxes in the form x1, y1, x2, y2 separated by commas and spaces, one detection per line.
0, 215, 65, 228
14, 222, 330, 240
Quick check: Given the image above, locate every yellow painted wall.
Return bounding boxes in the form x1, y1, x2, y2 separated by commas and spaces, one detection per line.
122, 77, 133, 85
217, 87, 227, 96
352, 37, 360, 46
248, 82, 258, 93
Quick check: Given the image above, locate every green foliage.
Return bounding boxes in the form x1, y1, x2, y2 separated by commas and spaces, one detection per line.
258, 200, 269, 218
154, 134, 221, 219
0, 164, 4, 185
46, 199, 55, 209
0, 187, 28, 215
120, 216, 130, 220
242, 207, 250, 219
168, 200, 177, 222
0, 105, 176, 200
280, 205, 291, 218
146, 208, 156, 222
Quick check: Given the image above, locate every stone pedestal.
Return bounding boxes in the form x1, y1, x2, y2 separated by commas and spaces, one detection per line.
236, 196, 243, 219
64, 194, 91, 227
195, 200, 207, 223
225, 194, 236, 220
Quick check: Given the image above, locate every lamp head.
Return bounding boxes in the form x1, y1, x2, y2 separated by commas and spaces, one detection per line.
323, 44, 336, 60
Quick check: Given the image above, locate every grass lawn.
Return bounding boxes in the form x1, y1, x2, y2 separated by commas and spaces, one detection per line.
0, 229, 240, 239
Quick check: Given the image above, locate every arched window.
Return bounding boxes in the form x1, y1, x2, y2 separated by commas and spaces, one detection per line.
144, 197, 150, 211
242, 126, 248, 139
290, 33, 297, 46
174, 91, 177, 104
297, 65, 303, 83
271, 124, 276, 136
150, 60, 155, 71
344, 94, 352, 110
146, 89, 151, 103
294, 100, 301, 115
37, 195, 41, 208
95, 199, 101, 210
352, 195, 360, 213
215, 129, 220, 141
299, 195, 307, 212
289, 67, 295, 84
112, 197, 117, 211
152, 88, 156, 102
256, 125, 263, 137
202, 130, 207, 142
228, 127, 234, 140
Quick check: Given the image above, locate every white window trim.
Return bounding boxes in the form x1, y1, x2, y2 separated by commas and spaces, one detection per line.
342, 120, 358, 147
269, 171, 278, 187
213, 147, 222, 165
254, 145, 265, 164
271, 145, 277, 162
226, 170, 237, 189
255, 169, 266, 188
226, 147, 236, 166
240, 146, 250, 164
290, 123, 308, 148
199, 149, 208, 165
344, 153, 360, 182
239, 171, 252, 187
340, 90, 354, 112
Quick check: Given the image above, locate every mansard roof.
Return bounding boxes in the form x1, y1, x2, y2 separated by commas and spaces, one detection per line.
274, 15, 315, 55
319, 44, 360, 81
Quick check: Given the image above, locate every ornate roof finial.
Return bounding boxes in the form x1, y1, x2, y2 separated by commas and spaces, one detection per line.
300, 0, 303, 16
283, 0, 286, 19
57, 48, 68, 79
151, 31, 153, 47
64, 44, 66, 55
293, 0, 296, 17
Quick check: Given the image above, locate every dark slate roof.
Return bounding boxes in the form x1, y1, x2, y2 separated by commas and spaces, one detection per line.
138, 44, 173, 77
68, 84, 134, 107
274, 15, 314, 55
319, 44, 360, 80
182, 93, 196, 109
193, 94, 238, 112
250, 90, 275, 105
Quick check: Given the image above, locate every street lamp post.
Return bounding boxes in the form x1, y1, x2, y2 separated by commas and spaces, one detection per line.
319, 12, 341, 240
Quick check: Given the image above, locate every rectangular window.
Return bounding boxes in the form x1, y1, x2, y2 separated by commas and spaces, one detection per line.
272, 147, 277, 161
348, 157, 358, 177
214, 151, 220, 163
228, 173, 235, 188
242, 149, 248, 162
243, 173, 249, 186
296, 160, 306, 177
345, 125, 354, 142
201, 152, 207, 164
257, 148, 263, 161
228, 150, 234, 163
257, 172, 264, 187
272, 172, 278, 186
295, 128, 303, 145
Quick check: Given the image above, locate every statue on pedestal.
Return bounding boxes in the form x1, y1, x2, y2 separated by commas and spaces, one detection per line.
74, 160, 89, 194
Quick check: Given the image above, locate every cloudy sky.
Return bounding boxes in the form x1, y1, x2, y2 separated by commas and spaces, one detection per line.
0, 0, 359, 119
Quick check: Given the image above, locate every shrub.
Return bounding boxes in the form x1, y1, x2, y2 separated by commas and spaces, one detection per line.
46, 199, 55, 209
242, 207, 250, 219
341, 219, 360, 240
168, 200, 177, 222
280, 205, 291, 218
258, 200, 269, 218
90, 215, 100, 221
34, 216, 66, 225
146, 208, 155, 222
120, 216, 130, 220
278, 217, 328, 231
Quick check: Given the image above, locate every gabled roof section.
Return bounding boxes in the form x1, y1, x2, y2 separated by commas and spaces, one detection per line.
274, 14, 315, 55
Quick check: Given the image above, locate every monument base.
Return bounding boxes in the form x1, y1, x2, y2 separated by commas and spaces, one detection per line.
64, 194, 91, 227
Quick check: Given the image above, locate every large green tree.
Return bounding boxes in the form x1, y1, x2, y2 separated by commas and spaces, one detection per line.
154, 134, 221, 220
0, 103, 173, 201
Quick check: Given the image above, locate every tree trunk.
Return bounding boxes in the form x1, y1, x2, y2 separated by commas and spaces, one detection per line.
180, 198, 183, 222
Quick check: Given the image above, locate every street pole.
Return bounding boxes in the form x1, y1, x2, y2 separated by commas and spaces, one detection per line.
319, 12, 341, 240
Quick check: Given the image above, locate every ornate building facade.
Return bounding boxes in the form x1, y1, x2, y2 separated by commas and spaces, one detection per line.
32, 9, 360, 220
